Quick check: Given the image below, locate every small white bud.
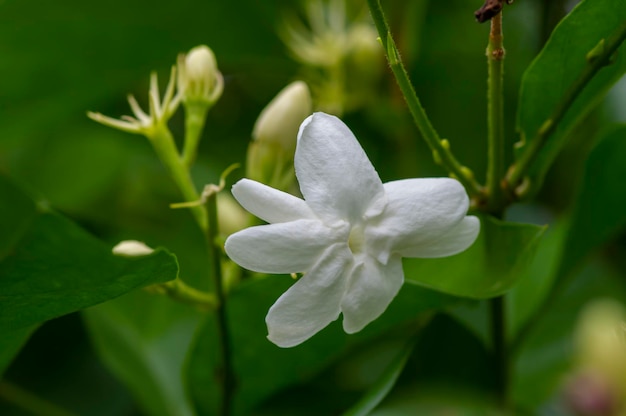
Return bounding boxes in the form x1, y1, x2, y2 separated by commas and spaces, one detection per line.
252, 81, 312, 155
112, 240, 154, 257
178, 45, 224, 106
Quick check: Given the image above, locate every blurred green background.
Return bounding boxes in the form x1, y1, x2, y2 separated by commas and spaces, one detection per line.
1, 0, 625, 414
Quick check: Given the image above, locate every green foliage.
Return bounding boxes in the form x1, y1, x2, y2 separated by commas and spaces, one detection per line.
404, 216, 546, 298
559, 126, 626, 277
1, 0, 625, 414
515, 0, 626, 186
187, 277, 456, 415
0, 174, 179, 379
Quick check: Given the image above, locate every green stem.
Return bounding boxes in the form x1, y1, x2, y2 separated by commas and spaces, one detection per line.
146, 278, 218, 311
205, 190, 234, 416
149, 126, 208, 231
0, 381, 77, 416
182, 103, 210, 168
506, 20, 626, 193
366, 0, 483, 198
490, 296, 509, 407
486, 13, 506, 212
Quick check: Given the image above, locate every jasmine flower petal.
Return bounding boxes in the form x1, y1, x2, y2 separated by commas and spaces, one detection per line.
224, 219, 338, 273
366, 178, 471, 263
295, 112, 386, 224
341, 255, 404, 334
399, 216, 480, 258
232, 178, 316, 223
266, 243, 353, 347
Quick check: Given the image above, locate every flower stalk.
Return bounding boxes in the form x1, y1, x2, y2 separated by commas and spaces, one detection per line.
205, 184, 235, 416
485, 13, 506, 213
366, 0, 483, 199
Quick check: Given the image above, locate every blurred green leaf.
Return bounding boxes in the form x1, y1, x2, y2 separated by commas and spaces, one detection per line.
404, 216, 546, 298
507, 219, 567, 340
187, 276, 456, 416
83, 293, 200, 416
342, 338, 415, 416
515, 0, 626, 186
558, 126, 626, 277
512, 260, 626, 411
0, 326, 37, 378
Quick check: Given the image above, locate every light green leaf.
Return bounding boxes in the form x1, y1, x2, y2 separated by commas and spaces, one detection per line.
187, 276, 457, 416
559, 126, 626, 278
342, 339, 415, 416
404, 216, 546, 298
515, 0, 626, 186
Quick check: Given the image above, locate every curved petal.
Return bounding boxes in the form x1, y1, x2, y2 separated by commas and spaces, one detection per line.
224, 219, 339, 273
400, 216, 480, 258
366, 178, 471, 263
341, 255, 404, 333
231, 179, 316, 223
266, 243, 353, 347
295, 113, 385, 224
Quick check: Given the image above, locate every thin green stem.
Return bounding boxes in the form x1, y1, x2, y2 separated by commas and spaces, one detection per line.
149, 126, 208, 231
490, 296, 509, 407
182, 103, 210, 168
486, 13, 506, 213
205, 190, 235, 416
366, 0, 484, 198
0, 381, 77, 416
146, 278, 218, 311
506, 20, 626, 193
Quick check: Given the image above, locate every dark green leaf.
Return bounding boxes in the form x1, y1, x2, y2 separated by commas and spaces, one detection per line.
0, 174, 178, 367
404, 216, 546, 298
512, 260, 626, 410
558, 126, 626, 277
507, 219, 567, 339
515, 0, 626, 186
83, 294, 200, 416
342, 339, 415, 416
0, 326, 37, 378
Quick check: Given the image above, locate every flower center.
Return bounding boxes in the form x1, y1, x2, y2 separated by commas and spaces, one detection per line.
348, 224, 365, 255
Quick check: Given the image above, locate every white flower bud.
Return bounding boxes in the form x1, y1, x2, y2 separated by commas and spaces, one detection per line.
252, 81, 312, 156
112, 240, 154, 257
177, 45, 224, 106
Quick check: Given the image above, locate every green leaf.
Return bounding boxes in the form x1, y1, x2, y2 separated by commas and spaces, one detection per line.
342, 339, 415, 416
187, 276, 457, 416
0, 326, 38, 378
0, 174, 178, 367
512, 260, 626, 411
83, 294, 200, 416
515, 0, 626, 186
507, 219, 567, 339
404, 216, 546, 298
559, 126, 626, 278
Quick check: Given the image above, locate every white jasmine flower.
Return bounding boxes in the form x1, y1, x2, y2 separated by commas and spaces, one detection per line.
225, 112, 480, 348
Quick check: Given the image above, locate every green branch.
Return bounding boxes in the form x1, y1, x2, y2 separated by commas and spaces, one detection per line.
486, 13, 507, 213
506, 20, 626, 194
205, 188, 235, 416
366, 0, 484, 198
